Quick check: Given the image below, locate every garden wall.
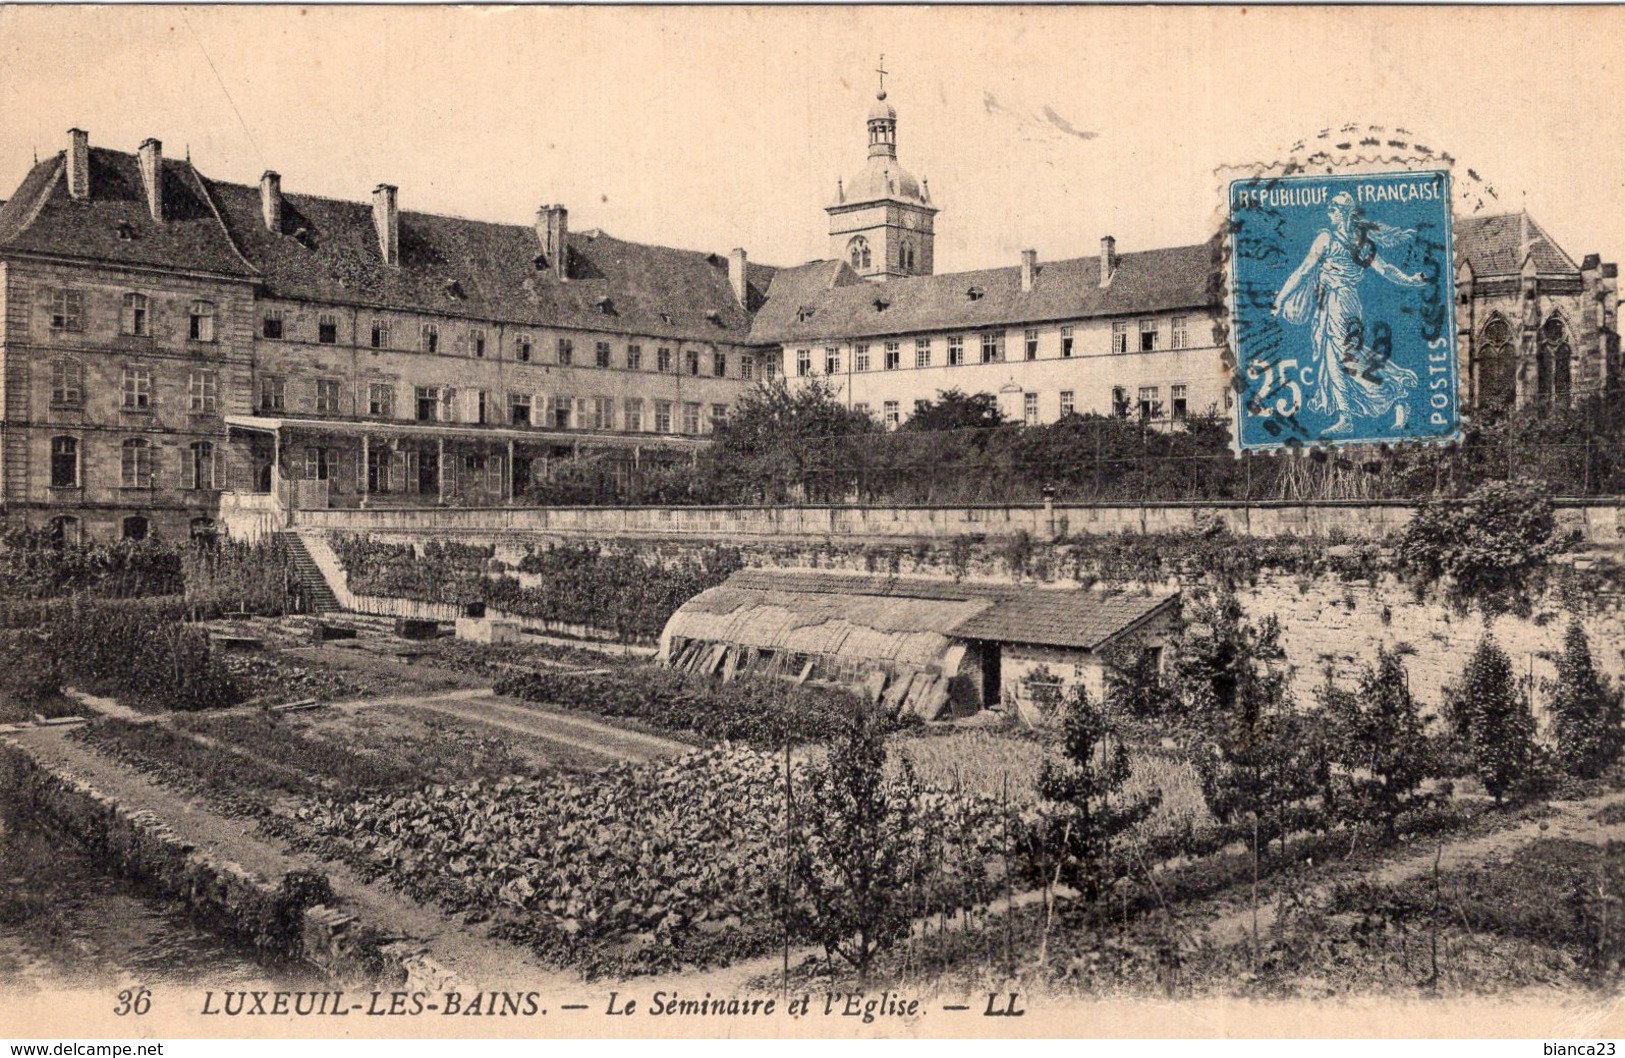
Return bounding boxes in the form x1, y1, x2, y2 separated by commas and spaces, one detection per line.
0, 736, 454, 988
291, 498, 1625, 547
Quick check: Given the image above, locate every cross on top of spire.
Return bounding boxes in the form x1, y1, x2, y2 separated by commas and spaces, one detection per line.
876, 54, 888, 100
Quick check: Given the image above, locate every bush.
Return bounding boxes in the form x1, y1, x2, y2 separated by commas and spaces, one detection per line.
1446, 635, 1544, 803
1548, 621, 1625, 780
1396, 480, 1568, 614
45, 599, 240, 712
0, 631, 62, 706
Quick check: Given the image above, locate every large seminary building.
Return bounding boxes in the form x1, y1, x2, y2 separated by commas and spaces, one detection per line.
0, 76, 1616, 541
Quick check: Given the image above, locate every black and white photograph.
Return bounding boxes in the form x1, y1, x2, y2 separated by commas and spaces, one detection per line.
0, 4, 1623, 1042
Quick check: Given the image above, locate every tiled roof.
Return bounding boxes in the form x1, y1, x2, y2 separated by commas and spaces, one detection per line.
751, 239, 1226, 344
713, 568, 1177, 650
0, 149, 257, 277
0, 147, 777, 342
1455, 212, 1578, 277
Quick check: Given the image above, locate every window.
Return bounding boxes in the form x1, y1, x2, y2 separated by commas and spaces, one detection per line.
980, 332, 1004, 364
1138, 385, 1161, 420
189, 300, 216, 342
713, 352, 727, 378
948, 335, 965, 366
552, 396, 573, 430
555, 338, 573, 365
1171, 383, 1189, 419
915, 338, 932, 368
883, 400, 900, 428
318, 314, 339, 344
853, 402, 871, 417
682, 402, 702, 435
796, 349, 811, 377
1024, 391, 1039, 425
847, 235, 872, 271
762, 356, 777, 380
370, 319, 391, 349
121, 516, 149, 542
366, 448, 391, 495
415, 386, 440, 422
710, 404, 729, 431
259, 374, 285, 412
1112, 386, 1129, 418
1061, 326, 1074, 358
740, 356, 753, 381
48, 289, 84, 332
120, 293, 150, 337
595, 341, 611, 368
516, 335, 533, 362
657, 346, 673, 373
824, 348, 841, 375
369, 383, 395, 418
1059, 390, 1075, 417
51, 360, 83, 407
440, 388, 457, 423
1140, 319, 1160, 352
189, 370, 218, 413
262, 311, 284, 340
884, 341, 901, 371
584, 397, 613, 430
627, 344, 643, 370
685, 349, 700, 376
475, 390, 491, 425
1112, 321, 1129, 354
50, 436, 78, 488
120, 438, 152, 487
315, 379, 342, 416
500, 393, 526, 427
187, 441, 216, 490
654, 400, 673, 434
1171, 316, 1190, 350
470, 328, 487, 358
122, 365, 152, 410
420, 323, 439, 353
1024, 328, 1039, 360
855, 344, 871, 372
624, 398, 643, 432
304, 446, 335, 481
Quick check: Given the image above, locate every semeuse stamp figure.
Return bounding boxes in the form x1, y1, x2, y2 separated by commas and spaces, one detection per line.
1230, 170, 1459, 450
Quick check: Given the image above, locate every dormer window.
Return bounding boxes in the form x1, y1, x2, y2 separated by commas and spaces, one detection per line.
705, 310, 723, 326
660, 312, 674, 325
966, 286, 985, 302
533, 254, 548, 271
873, 298, 890, 313
293, 226, 314, 248
595, 296, 615, 316
796, 305, 817, 323
115, 222, 136, 241
444, 279, 465, 300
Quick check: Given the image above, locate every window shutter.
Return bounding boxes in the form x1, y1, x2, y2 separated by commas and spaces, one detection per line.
535, 392, 548, 426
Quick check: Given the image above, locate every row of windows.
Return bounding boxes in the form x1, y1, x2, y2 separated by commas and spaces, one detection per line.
42, 289, 770, 381
791, 317, 1194, 377
50, 361, 222, 413
47, 436, 219, 490
849, 383, 1194, 429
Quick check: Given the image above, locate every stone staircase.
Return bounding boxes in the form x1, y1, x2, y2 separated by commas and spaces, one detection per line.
276, 531, 344, 614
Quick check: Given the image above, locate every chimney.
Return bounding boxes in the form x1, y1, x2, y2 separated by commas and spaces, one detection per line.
260, 171, 283, 234
535, 205, 569, 281
1021, 249, 1038, 293
137, 138, 164, 222
372, 184, 399, 266
729, 247, 749, 305
66, 128, 90, 201
1099, 235, 1117, 288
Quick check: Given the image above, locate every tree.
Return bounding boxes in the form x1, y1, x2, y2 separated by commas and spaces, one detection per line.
707, 379, 877, 503
1322, 646, 1435, 837
902, 388, 1005, 432
1030, 679, 1160, 902
787, 701, 927, 984
1166, 590, 1318, 852
1446, 635, 1541, 803
1548, 620, 1625, 779
1395, 480, 1568, 614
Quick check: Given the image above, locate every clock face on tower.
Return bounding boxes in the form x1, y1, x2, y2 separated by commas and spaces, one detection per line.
903, 212, 917, 230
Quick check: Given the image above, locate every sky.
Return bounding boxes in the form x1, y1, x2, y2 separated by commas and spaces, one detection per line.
0, 6, 1622, 275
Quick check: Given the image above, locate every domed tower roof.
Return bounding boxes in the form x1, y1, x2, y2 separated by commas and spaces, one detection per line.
833, 75, 934, 210
868, 90, 897, 122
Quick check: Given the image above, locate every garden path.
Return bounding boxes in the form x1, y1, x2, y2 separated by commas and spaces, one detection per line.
5, 725, 581, 991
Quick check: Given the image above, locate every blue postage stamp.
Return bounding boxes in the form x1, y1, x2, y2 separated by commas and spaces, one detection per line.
1228, 170, 1459, 451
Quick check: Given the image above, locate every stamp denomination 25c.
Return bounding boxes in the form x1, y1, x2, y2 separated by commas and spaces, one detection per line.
1229, 170, 1459, 451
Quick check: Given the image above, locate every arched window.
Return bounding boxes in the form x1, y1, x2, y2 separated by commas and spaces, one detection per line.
50, 436, 79, 488
847, 236, 871, 271
120, 292, 150, 337
899, 239, 915, 273
121, 515, 149, 542
1476, 315, 1516, 408
121, 437, 152, 488
188, 300, 215, 342
1538, 315, 1573, 405
187, 441, 216, 491
48, 515, 80, 549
